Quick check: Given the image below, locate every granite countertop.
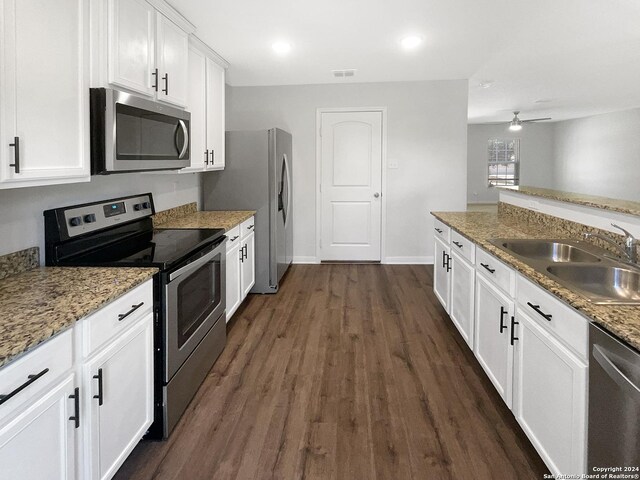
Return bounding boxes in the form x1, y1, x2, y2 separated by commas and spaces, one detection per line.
498, 185, 640, 217
155, 210, 256, 232
0, 266, 157, 368
431, 211, 640, 351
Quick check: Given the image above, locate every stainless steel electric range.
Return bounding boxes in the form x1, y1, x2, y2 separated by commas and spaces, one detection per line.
44, 193, 226, 439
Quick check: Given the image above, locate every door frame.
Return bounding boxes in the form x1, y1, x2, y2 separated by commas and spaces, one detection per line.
315, 107, 388, 263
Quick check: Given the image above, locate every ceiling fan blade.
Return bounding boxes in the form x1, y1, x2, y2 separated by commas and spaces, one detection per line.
481, 121, 509, 125
521, 117, 552, 123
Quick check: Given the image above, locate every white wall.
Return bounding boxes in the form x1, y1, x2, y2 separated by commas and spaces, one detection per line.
467, 123, 555, 203
224, 80, 469, 263
553, 107, 640, 202
0, 173, 201, 262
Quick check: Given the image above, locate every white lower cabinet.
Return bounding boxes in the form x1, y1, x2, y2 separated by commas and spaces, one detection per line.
433, 236, 451, 312
474, 274, 514, 407
449, 250, 475, 348
513, 308, 587, 476
83, 315, 154, 480
226, 217, 256, 322
0, 374, 77, 479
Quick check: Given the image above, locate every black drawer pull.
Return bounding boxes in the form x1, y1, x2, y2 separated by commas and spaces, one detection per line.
230, 235, 239, 241
510, 316, 519, 345
118, 302, 144, 321
69, 387, 80, 428
435, 228, 443, 234
480, 263, 496, 274
452, 241, 463, 248
0, 368, 49, 406
93, 368, 104, 406
499, 307, 507, 333
247, 225, 254, 230
526, 302, 552, 321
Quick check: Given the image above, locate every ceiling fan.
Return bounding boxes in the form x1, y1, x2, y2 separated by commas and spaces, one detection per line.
490, 111, 552, 131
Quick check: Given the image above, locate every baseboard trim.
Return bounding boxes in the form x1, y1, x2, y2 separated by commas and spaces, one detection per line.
384, 256, 433, 265
292, 256, 320, 264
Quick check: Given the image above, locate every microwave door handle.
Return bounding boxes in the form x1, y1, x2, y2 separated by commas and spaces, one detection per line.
176, 120, 189, 159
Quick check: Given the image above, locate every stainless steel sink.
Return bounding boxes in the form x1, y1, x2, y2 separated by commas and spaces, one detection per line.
546, 265, 640, 305
498, 239, 601, 263
488, 237, 640, 305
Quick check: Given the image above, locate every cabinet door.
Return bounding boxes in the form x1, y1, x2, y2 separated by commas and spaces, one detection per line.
513, 309, 587, 476
186, 46, 207, 171
226, 243, 242, 322
84, 316, 154, 480
433, 236, 451, 312
241, 232, 256, 297
474, 274, 514, 407
449, 251, 475, 348
205, 58, 225, 170
107, 0, 155, 97
156, 13, 189, 108
0, 374, 76, 480
1, 0, 89, 187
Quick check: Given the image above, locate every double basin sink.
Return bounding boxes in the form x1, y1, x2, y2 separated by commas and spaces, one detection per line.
489, 239, 640, 305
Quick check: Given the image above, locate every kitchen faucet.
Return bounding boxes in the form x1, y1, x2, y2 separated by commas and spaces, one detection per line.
583, 223, 638, 264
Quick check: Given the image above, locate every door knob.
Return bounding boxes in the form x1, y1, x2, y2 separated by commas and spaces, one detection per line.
373, 192, 380, 198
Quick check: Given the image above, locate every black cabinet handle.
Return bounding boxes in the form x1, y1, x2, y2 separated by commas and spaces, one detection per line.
480, 263, 496, 274
211, 150, 215, 163
243, 244, 248, 260
239, 247, 244, 263
445, 253, 451, 272
152, 68, 158, 91
499, 307, 507, 333
162, 73, 168, 94
230, 235, 239, 241
9, 136, 20, 173
442, 250, 447, 268
435, 228, 443, 234
93, 368, 104, 406
68, 387, 80, 428
526, 302, 552, 321
452, 241, 463, 249
247, 225, 254, 230
510, 316, 519, 345
204, 150, 209, 165
0, 368, 49, 406
118, 302, 144, 321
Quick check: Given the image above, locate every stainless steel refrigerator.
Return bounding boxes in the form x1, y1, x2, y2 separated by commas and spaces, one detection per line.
203, 128, 293, 293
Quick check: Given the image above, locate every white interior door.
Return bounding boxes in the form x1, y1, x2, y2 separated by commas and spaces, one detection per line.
320, 111, 383, 261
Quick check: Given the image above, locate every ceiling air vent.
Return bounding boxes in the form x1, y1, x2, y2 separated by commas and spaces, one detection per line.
332, 69, 357, 78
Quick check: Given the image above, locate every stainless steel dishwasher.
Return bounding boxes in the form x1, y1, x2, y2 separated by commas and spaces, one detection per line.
588, 323, 640, 471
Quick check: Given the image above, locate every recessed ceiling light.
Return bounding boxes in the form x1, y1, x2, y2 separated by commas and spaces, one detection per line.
272, 41, 292, 56
400, 35, 424, 50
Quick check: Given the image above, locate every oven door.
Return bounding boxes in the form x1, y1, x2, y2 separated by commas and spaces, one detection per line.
164, 239, 226, 382
102, 89, 191, 172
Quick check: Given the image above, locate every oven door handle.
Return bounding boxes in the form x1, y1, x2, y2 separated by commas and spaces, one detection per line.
168, 241, 223, 282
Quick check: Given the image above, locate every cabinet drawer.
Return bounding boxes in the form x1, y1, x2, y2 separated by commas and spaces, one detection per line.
0, 329, 73, 421
240, 217, 255, 238
81, 280, 153, 357
516, 275, 588, 360
226, 225, 241, 250
476, 248, 515, 297
433, 218, 450, 243
450, 230, 475, 263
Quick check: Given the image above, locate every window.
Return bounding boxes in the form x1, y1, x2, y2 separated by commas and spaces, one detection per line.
487, 138, 520, 187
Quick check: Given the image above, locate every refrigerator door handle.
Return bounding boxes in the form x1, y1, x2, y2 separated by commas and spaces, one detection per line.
282, 153, 291, 227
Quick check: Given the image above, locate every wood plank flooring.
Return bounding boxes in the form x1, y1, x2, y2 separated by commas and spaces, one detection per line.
116, 264, 548, 480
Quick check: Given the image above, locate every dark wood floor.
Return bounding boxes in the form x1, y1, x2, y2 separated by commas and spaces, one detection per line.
116, 264, 548, 480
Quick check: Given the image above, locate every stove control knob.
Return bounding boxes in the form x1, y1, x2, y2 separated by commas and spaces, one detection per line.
134, 203, 143, 211
142, 202, 151, 209
69, 216, 82, 227
84, 214, 96, 224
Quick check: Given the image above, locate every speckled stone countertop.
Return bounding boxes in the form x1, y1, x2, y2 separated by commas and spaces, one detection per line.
155, 210, 256, 232
498, 185, 640, 217
0, 267, 157, 368
431, 211, 640, 351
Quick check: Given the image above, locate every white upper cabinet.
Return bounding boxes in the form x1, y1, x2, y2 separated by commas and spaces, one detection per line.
186, 45, 208, 171
100, 0, 193, 108
0, 0, 89, 188
107, 0, 155, 96
155, 12, 189, 107
206, 58, 225, 169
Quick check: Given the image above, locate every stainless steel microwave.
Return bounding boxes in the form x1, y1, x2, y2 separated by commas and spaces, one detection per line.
90, 88, 190, 174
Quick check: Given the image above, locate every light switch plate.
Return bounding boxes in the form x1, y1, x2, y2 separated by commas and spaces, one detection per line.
388, 159, 399, 169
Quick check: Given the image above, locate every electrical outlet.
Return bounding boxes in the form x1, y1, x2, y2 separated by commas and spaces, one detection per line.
388, 159, 399, 169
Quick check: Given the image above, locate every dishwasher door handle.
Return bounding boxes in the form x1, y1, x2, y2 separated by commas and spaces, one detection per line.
593, 344, 640, 396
